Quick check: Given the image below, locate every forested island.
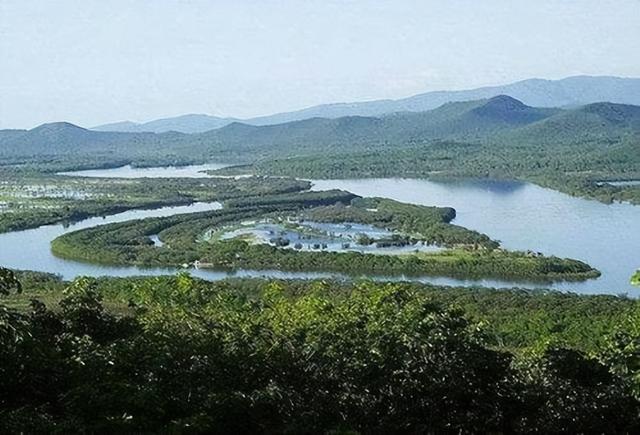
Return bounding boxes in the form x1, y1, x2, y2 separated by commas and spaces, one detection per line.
633, 270, 640, 286
49, 190, 599, 282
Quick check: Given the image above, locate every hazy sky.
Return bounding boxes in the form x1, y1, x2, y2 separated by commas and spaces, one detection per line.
1, 0, 639, 129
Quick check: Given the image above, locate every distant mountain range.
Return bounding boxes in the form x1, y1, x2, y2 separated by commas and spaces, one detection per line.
0, 122, 187, 160
92, 75, 640, 133
189, 96, 640, 156
6, 95, 639, 166
94, 114, 240, 134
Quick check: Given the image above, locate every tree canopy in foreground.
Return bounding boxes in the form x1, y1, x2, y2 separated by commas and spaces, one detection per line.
1, 267, 640, 433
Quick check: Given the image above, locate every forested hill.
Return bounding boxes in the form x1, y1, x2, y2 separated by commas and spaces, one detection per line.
0, 122, 203, 168
497, 102, 640, 146
2, 97, 640, 171
93, 114, 241, 134
190, 96, 637, 155
196, 95, 554, 150
245, 75, 640, 125
0, 122, 186, 155
89, 76, 640, 132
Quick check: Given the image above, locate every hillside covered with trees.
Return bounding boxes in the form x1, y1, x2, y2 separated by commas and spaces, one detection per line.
2, 268, 640, 433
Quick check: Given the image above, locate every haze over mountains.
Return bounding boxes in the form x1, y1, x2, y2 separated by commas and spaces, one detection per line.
94, 114, 240, 134
92, 75, 640, 133
3, 94, 639, 166
189, 96, 640, 156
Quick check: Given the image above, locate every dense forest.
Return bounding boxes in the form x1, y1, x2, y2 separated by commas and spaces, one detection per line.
241, 134, 640, 205
2, 267, 640, 432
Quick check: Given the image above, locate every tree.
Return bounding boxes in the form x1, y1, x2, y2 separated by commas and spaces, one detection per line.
0, 267, 21, 296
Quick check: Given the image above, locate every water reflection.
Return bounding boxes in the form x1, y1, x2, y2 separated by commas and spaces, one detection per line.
430, 178, 527, 195
312, 178, 640, 295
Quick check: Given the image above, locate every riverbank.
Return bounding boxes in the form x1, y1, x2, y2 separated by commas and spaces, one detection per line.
213, 153, 640, 206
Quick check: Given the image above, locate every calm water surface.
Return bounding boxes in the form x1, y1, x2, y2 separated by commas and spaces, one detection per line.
58, 163, 230, 178
0, 202, 222, 279
312, 178, 640, 295
2, 166, 639, 295
597, 180, 640, 187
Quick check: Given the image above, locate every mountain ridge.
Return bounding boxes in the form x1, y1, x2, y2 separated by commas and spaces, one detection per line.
94, 114, 241, 134
3, 96, 640, 165
87, 76, 640, 134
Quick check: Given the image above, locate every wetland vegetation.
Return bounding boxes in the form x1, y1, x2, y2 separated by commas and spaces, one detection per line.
50, 190, 599, 282
0, 166, 308, 233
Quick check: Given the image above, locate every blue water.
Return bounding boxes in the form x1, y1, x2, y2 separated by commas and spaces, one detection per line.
2, 167, 639, 295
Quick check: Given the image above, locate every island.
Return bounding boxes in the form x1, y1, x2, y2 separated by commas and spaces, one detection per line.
50, 188, 600, 282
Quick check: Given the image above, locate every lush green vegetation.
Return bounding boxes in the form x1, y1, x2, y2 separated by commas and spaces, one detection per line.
4, 271, 636, 354
301, 197, 497, 248
50, 191, 599, 282
1, 268, 639, 433
1, 97, 636, 431
196, 241, 598, 281
632, 270, 640, 286
3, 85, 640, 432
245, 135, 640, 205
0, 167, 309, 232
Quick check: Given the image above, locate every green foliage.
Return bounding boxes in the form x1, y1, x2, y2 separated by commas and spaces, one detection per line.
7, 274, 632, 353
50, 191, 599, 282
0, 168, 310, 233
632, 270, 640, 286
0, 267, 22, 295
511, 346, 639, 433
196, 242, 598, 281
1, 273, 639, 432
600, 304, 640, 396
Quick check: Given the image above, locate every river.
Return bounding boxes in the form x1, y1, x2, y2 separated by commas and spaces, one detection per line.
1, 164, 639, 295
57, 163, 230, 178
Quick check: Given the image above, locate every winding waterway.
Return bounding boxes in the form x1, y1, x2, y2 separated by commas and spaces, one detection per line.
57, 163, 230, 178
2, 164, 639, 295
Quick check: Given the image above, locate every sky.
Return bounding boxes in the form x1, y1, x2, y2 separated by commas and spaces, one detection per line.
1, 0, 639, 129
